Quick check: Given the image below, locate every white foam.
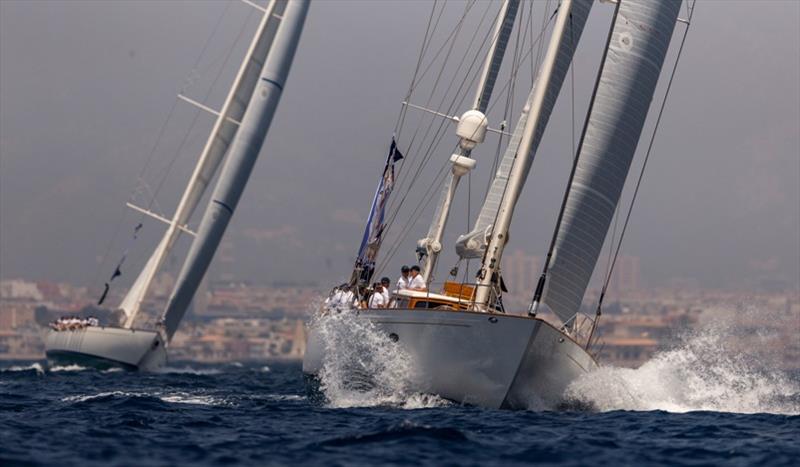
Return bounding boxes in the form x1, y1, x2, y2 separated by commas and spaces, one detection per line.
62, 391, 131, 403
312, 312, 448, 409
61, 390, 233, 407
158, 392, 232, 406
249, 394, 306, 402
155, 366, 222, 375
2, 363, 45, 375
49, 364, 89, 372
566, 304, 800, 415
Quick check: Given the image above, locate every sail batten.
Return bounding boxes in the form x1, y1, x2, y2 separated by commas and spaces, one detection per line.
542, 0, 682, 325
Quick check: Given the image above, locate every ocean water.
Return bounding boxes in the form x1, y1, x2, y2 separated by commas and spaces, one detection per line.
1, 360, 798, 466
2, 308, 799, 466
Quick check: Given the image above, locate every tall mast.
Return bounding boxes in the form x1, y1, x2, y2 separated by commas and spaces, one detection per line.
417, 0, 519, 283
119, 1, 286, 328
160, 0, 309, 341
473, 0, 586, 308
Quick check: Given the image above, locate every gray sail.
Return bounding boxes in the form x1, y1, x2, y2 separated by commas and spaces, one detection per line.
161, 0, 309, 340
456, 0, 592, 259
542, 0, 681, 324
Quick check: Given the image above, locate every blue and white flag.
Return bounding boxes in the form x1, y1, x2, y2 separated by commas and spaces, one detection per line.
353, 138, 404, 284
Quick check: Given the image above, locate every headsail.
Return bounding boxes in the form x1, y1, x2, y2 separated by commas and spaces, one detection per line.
160, 0, 309, 341
118, 0, 289, 328
541, 0, 682, 325
456, 0, 593, 260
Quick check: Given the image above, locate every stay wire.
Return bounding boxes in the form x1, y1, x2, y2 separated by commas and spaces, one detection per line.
393, 0, 470, 178
90, 1, 234, 294
379, 0, 555, 278
142, 8, 257, 217
381, 12, 499, 252
390, 0, 486, 215
394, 0, 441, 137
384, 1, 496, 230
381, 2, 558, 277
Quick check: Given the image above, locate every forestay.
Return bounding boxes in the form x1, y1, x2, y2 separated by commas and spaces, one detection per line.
119, 0, 288, 327
542, 0, 682, 325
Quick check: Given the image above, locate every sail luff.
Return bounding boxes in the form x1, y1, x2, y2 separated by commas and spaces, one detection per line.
473, 0, 592, 308
160, 0, 309, 341
541, 0, 682, 325
119, 1, 285, 328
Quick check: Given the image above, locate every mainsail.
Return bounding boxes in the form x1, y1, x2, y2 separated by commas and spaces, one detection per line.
119, 0, 289, 328
160, 0, 309, 341
455, 0, 593, 260
540, 0, 682, 324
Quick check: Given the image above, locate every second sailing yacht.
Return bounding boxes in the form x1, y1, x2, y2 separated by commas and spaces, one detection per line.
45, 0, 309, 370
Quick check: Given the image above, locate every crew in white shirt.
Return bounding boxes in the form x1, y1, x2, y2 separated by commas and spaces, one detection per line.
325, 284, 356, 312
368, 282, 387, 308
408, 265, 427, 290
396, 265, 410, 290
380, 277, 392, 305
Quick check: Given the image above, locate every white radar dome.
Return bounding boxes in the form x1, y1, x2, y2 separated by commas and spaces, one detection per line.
456, 110, 488, 150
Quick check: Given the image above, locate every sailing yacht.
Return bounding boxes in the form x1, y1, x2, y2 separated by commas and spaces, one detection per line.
45, 0, 309, 371
304, 0, 689, 409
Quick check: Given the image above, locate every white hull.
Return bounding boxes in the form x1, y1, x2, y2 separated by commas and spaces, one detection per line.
45, 326, 166, 371
303, 309, 597, 409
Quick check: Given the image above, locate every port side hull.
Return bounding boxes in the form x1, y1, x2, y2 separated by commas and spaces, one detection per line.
303, 309, 597, 409
45, 326, 166, 371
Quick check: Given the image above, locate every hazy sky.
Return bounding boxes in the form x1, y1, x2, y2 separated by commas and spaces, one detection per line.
1, 0, 798, 295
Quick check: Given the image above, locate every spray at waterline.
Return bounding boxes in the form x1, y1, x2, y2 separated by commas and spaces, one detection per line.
566, 304, 800, 415
310, 310, 449, 409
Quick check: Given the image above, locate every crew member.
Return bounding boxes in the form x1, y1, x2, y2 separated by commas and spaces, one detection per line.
368, 282, 387, 308
396, 265, 410, 290
380, 277, 392, 306
408, 265, 427, 291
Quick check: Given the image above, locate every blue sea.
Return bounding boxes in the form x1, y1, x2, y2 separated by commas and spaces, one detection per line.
1, 357, 798, 467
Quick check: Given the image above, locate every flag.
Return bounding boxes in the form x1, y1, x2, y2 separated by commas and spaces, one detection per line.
353, 138, 404, 285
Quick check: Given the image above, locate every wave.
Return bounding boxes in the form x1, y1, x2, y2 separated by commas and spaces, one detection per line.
1, 363, 45, 375
49, 364, 89, 373
311, 312, 449, 409
61, 390, 234, 407
318, 420, 467, 447
155, 366, 222, 375
566, 304, 800, 415
248, 394, 306, 402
